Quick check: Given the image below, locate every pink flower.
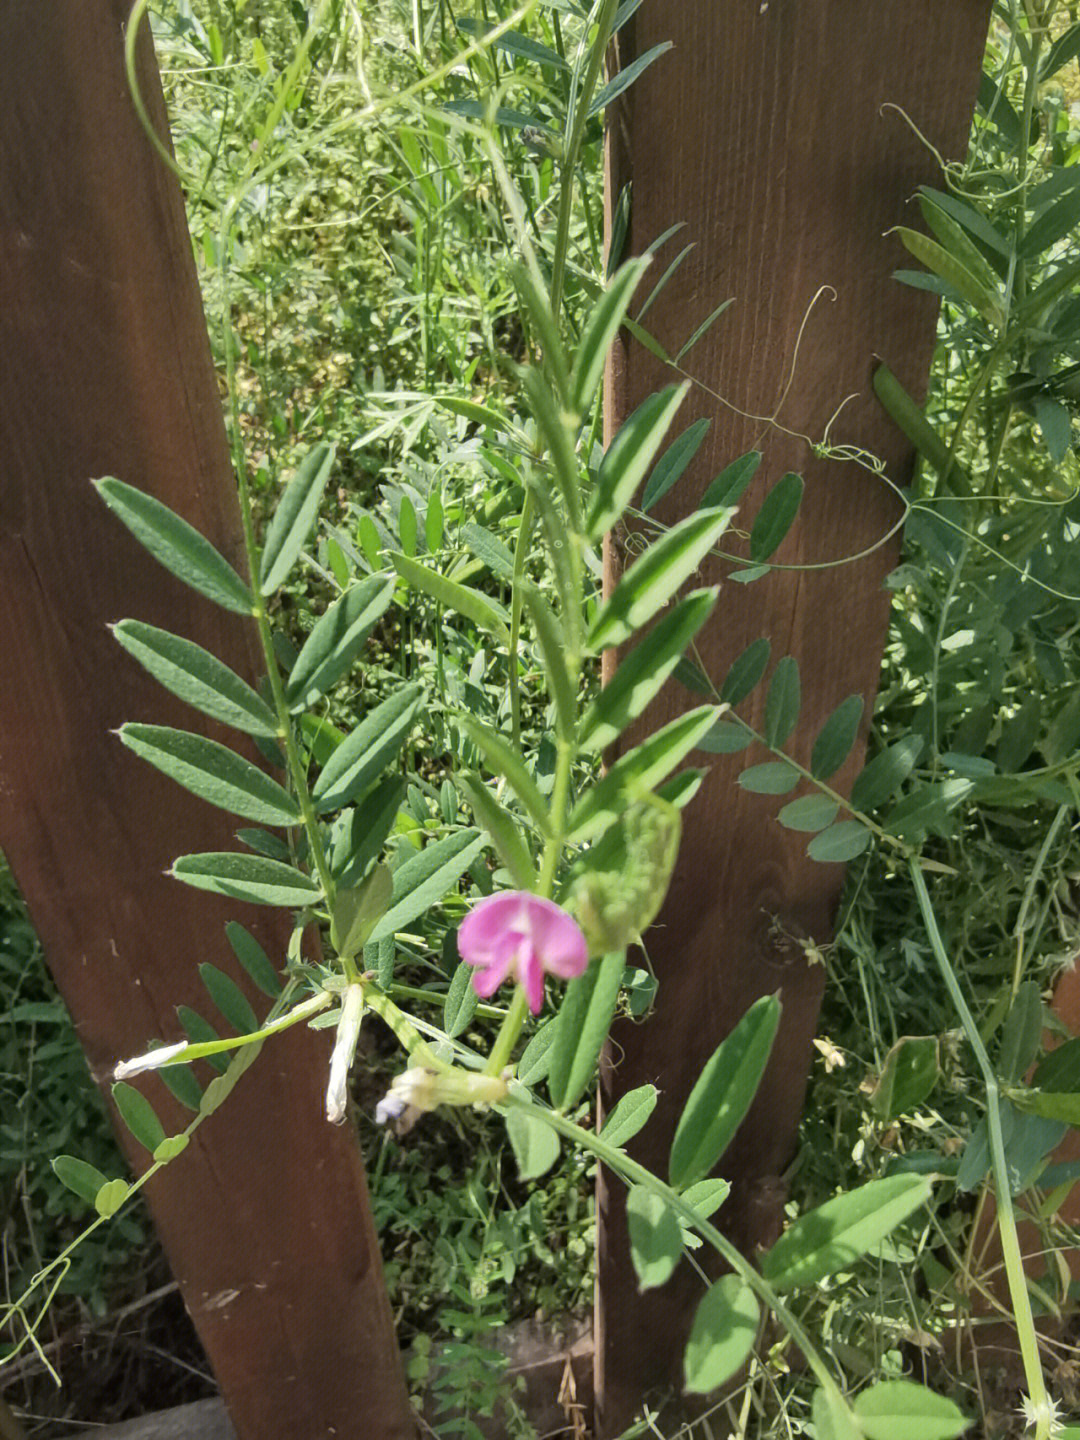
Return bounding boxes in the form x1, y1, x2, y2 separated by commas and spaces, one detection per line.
458, 892, 588, 1014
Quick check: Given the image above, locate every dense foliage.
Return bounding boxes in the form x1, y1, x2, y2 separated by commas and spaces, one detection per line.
4, 3, 1080, 1438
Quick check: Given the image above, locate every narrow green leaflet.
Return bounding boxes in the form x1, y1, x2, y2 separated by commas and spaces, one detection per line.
259, 443, 335, 594
112, 1082, 166, 1154
170, 853, 322, 906
853, 1380, 970, 1440
721, 638, 770, 705
505, 1106, 560, 1180
312, 684, 423, 813
701, 451, 761, 510
367, 830, 486, 943
517, 1020, 558, 1088
637, 243, 695, 323
520, 584, 577, 742
111, 621, 277, 737
579, 589, 717, 753
869, 1036, 940, 1123
588, 40, 672, 115
199, 963, 260, 1035
777, 794, 839, 832
806, 822, 871, 863
1020, 183, 1080, 260
917, 185, 1009, 259
118, 724, 301, 827
683, 1276, 760, 1395
176, 1006, 223, 1068
455, 16, 568, 70
1041, 21, 1080, 80
737, 762, 800, 795
682, 1178, 730, 1220
851, 736, 924, 812
444, 962, 480, 1039
764, 656, 800, 747
810, 695, 864, 779
698, 721, 753, 755
459, 774, 538, 891
94, 478, 252, 614
285, 573, 396, 709
568, 706, 717, 842
641, 417, 711, 513
390, 551, 510, 644
510, 261, 571, 402
425, 492, 444, 552
588, 507, 732, 651
157, 1063, 204, 1111
331, 866, 393, 958
918, 194, 1005, 292
626, 1186, 683, 1291
599, 1085, 658, 1148
669, 994, 781, 1190
334, 776, 407, 888
52, 1155, 110, 1207
998, 981, 1043, 1086
750, 473, 803, 562
675, 299, 735, 365
458, 715, 553, 835
588, 385, 689, 540
461, 522, 514, 580
548, 952, 625, 1111
760, 1174, 932, 1292
225, 922, 282, 998
873, 364, 974, 494
399, 496, 416, 558
893, 228, 1006, 327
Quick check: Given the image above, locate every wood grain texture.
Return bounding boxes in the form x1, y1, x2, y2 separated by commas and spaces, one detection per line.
596, 4, 993, 1432
0, 5, 415, 1437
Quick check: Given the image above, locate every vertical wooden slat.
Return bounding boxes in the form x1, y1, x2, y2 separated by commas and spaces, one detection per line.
0, 5, 415, 1437
597, 5, 992, 1433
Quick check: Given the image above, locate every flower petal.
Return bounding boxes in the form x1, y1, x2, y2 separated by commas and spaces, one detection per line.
524, 896, 588, 978
469, 951, 514, 998
517, 941, 547, 1014
458, 891, 528, 963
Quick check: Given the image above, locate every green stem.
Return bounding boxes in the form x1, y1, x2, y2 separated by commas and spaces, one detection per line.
909, 861, 1050, 1437
508, 489, 536, 752
549, 0, 619, 325
505, 1093, 853, 1414
147, 992, 333, 1066
484, 986, 531, 1076
537, 738, 576, 895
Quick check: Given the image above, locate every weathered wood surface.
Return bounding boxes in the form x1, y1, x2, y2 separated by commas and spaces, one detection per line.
0, 5, 414, 1438
597, 4, 993, 1432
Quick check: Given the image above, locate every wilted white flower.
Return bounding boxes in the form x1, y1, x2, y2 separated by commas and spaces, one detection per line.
325, 984, 365, 1125
114, 1040, 189, 1081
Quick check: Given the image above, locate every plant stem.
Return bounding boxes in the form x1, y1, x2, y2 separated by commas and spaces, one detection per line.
484, 986, 531, 1076
508, 489, 536, 752
549, 0, 619, 325
909, 860, 1050, 1438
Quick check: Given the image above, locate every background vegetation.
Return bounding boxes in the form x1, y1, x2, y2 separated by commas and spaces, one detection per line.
4, 1, 1080, 1436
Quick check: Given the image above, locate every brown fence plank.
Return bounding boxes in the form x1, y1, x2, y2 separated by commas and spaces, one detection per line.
596, 4, 992, 1432
0, 5, 415, 1437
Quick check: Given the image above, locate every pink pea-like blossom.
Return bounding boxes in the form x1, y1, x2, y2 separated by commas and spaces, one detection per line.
458, 892, 588, 1014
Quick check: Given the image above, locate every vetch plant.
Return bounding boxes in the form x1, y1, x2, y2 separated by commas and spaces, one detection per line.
3, 5, 1030, 1437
